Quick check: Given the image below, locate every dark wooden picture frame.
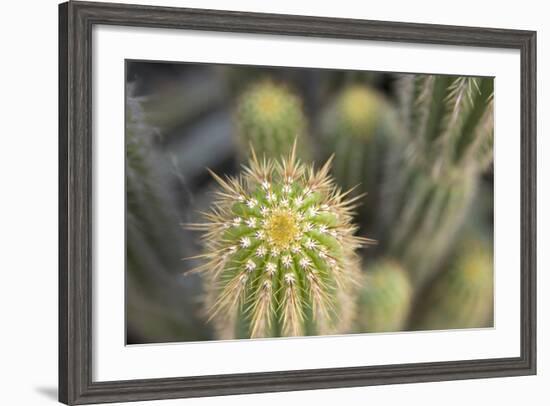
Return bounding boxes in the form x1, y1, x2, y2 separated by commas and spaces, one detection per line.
59, 1, 537, 404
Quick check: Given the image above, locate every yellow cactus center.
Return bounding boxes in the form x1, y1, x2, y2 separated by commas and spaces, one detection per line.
256, 92, 283, 120
460, 249, 491, 282
341, 87, 379, 134
265, 210, 299, 249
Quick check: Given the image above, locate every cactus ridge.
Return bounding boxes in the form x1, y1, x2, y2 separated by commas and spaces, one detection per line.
236, 80, 310, 161
189, 144, 366, 338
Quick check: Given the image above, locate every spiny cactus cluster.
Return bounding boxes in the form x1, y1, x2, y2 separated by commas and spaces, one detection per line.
190, 146, 365, 338
384, 75, 494, 288
399, 75, 494, 171
411, 237, 493, 330
354, 259, 412, 333
321, 85, 399, 221
236, 80, 310, 161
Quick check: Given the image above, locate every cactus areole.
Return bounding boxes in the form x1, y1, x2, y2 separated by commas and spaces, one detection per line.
190, 145, 365, 339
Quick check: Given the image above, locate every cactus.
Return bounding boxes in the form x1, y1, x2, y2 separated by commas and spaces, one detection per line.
398, 75, 494, 170
385, 166, 477, 287
410, 237, 494, 330
236, 80, 310, 161
320, 85, 399, 223
354, 259, 413, 333
384, 75, 494, 288
126, 90, 211, 343
190, 145, 365, 339
126, 93, 181, 287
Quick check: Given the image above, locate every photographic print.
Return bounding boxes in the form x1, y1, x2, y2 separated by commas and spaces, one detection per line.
125, 61, 494, 344
60, 4, 536, 403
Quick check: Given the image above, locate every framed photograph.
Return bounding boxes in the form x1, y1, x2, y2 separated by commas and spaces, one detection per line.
59, 1, 536, 404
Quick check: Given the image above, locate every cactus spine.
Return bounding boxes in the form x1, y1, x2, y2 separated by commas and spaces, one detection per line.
321, 85, 398, 222
410, 237, 493, 330
354, 259, 413, 333
190, 145, 364, 339
236, 80, 310, 161
385, 75, 494, 287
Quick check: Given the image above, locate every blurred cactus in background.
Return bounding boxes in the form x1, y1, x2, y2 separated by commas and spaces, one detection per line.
354, 259, 412, 333
383, 75, 494, 288
236, 80, 311, 161
126, 87, 211, 343
321, 85, 400, 223
410, 236, 493, 330
189, 146, 365, 339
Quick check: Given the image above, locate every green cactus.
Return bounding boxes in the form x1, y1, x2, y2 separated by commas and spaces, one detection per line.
354, 259, 413, 333
190, 145, 365, 339
235, 80, 310, 161
126, 90, 211, 343
410, 237, 494, 330
398, 75, 494, 169
384, 75, 494, 287
320, 85, 399, 222
126, 94, 180, 285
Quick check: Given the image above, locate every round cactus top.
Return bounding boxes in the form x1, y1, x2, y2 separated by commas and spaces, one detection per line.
335, 85, 386, 139
239, 80, 303, 127
453, 239, 493, 284
190, 144, 368, 337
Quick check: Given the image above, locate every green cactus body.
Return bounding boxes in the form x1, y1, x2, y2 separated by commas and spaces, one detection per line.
321, 85, 399, 222
411, 238, 493, 330
354, 260, 413, 333
386, 166, 477, 286
126, 91, 210, 342
126, 95, 180, 286
236, 80, 310, 161
385, 75, 494, 287
191, 147, 364, 339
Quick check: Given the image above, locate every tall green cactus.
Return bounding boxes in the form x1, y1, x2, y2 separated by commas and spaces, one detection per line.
384, 75, 494, 288
126, 94, 181, 290
354, 259, 413, 333
126, 90, 211, 343
321, 85, 399, 223
190, 145, 365, 339
410, 237, 493, 330
235, 80, 311, 161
